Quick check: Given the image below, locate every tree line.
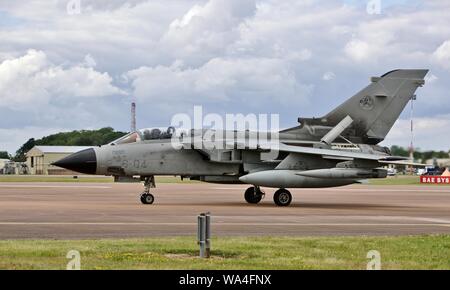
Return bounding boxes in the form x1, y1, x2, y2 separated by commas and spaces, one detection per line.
3, 127, 127, 162
390, 145, 450, 163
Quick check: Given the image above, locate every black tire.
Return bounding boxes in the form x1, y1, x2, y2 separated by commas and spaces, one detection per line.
140, 193, 154, 204
273, 189, 292, 206
244, 187, 263, 204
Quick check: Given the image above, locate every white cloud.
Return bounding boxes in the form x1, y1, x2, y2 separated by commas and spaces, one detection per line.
344, 39, 371, 62
0, 126, 70, 154
162, 0, 257, 64
169, 4, 208, 29
383, 115, 450, 151
322, 71, 336, 81
425, 73, 438, 84
83, 54, 97, 68
432, 40, 450, 69
0, 50, 123, 109
126, 57, 313, 108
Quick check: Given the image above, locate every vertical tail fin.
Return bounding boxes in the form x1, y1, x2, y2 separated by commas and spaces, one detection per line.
324, 69, 428, 144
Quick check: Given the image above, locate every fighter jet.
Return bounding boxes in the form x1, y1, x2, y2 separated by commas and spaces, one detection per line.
53, 69, 428, 206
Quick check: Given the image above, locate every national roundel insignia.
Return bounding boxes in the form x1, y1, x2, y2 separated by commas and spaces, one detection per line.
359, 96, 374, 110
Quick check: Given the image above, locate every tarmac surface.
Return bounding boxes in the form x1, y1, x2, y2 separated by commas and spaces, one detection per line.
0, 182, 450, 239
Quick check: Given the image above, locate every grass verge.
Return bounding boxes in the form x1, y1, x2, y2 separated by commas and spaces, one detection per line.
0, 235, 448, 270
0, 175, 198, 184
0, 176, 113, 183
368, 176, 449, 186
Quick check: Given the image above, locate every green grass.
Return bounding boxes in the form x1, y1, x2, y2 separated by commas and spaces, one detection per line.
0, 175, 198, 184
0, 235, 449, 270
0, 175, 114, 183
369, 176, 449, 186
155, 176, 199, 184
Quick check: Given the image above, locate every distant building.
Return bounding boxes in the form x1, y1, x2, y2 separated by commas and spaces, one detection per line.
1, 161, 29, 175
425, 158, 450, 168
0, 159, 10, 174
26, 146, 93, 175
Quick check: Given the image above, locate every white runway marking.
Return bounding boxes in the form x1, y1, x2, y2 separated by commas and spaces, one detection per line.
326, 188, 450, 193
213, 215, 450, 223
409, 217, 450, 224
0, 222, 449, 227
0, 185, 111, 189
213, 187, 248, 190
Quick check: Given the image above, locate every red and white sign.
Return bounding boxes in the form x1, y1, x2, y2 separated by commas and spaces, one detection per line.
420, 176, 450, 184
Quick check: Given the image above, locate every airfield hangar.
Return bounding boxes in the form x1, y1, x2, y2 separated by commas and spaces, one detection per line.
25, 146, 93, 175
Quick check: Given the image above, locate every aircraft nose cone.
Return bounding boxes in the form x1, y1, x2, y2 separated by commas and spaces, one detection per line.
52, 148, 97, 174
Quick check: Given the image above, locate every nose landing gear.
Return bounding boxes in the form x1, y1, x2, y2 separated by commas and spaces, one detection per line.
140, 193, 154, 204
140, 176, 155, 205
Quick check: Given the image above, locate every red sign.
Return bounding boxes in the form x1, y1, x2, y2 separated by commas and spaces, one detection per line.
420, 176, 450, 184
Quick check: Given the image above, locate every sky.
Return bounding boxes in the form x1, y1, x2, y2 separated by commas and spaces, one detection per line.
0, 0, 449, 154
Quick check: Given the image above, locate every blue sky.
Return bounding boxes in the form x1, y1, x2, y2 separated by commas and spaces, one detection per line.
0, 0, 449, 153
0, 10, 25, 27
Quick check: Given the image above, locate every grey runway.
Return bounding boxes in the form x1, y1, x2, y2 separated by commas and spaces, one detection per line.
0, 182, 449, 239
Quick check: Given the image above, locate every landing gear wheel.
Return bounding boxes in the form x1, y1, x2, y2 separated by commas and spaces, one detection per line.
140, 176, 156, 205
244, 186, 263, 204
140, 193, 154, 205
273, 189, 292, 207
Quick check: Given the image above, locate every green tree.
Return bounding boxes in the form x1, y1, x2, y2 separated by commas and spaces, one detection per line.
390, 145, 450, 163
13, 138, 36, 162
0, 151, 11, 159
390, 145, 409, 157
13, 128, 127, 161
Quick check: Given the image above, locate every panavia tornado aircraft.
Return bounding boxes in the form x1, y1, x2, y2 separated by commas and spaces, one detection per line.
54, 69, 428, 206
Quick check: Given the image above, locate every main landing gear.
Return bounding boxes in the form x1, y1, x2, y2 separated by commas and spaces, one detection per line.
244, 186, 265, 204
140, 176, 155, 205
273, 188, 292, 207
244, 186, 292, 207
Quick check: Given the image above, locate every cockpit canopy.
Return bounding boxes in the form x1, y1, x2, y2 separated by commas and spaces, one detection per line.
110, 127, 187, 145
